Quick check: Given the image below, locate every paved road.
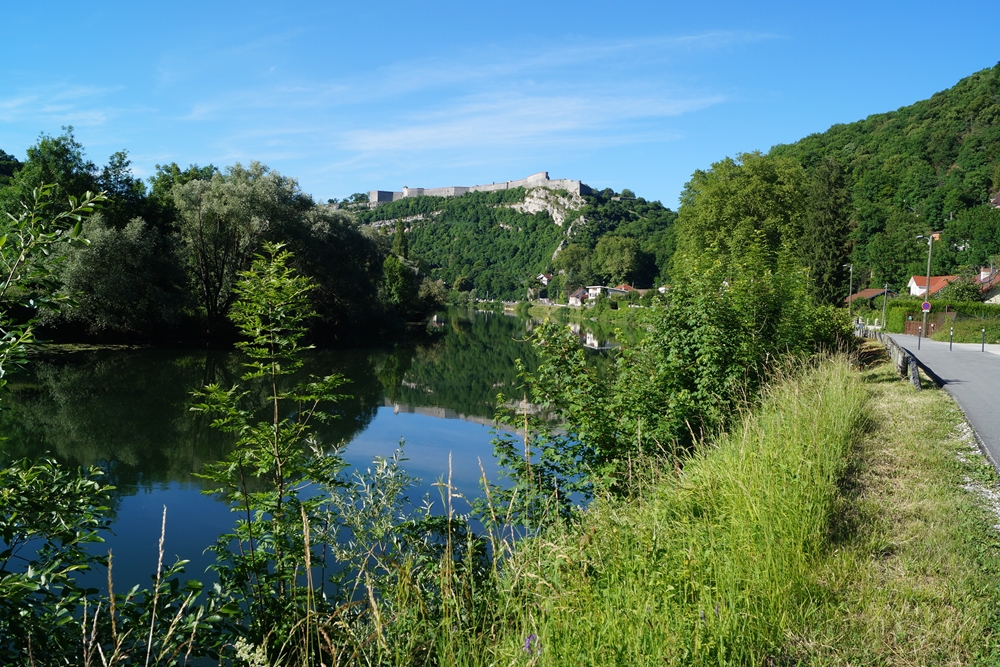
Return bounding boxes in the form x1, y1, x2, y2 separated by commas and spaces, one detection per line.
888, 333, 1000, 467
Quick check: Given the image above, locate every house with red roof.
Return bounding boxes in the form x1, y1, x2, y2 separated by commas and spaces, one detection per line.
844, 288, 896, 305
976, 267, 1000, 303
907, 275, 958, 297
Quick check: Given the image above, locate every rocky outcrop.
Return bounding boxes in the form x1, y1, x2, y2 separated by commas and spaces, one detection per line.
502, 187, 586, 227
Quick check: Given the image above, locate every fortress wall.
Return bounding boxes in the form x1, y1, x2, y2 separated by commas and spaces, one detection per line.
370, 172, 589, 203
370, 190, 402, 203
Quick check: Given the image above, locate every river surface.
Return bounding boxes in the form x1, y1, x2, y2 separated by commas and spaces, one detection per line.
1, 309, 616, 589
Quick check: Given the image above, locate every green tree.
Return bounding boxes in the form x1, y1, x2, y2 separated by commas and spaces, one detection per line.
193, 243, 350, 660
95, 150, 149, 229
675, 151, 808, 270
172, 161, 312, 335
0, 149, 20, 187
392, 219, 409, 259
0, 128, 97, 216
47, 215, 188, 337
0, 185, 104, 377
592, 235, 642, 285
800, 158, 853, 304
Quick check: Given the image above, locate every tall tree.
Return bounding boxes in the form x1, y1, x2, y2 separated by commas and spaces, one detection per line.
0, 150, 20, 187
800, 158, 853, 304
172, 161, 312, 335
95, 150, 149, 229
674, 151, 808, 272
392, 219, 409, 259
592, 236, 642, 285
0, 128, 97, 215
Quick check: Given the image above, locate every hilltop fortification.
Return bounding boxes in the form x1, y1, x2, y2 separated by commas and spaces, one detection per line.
369, 171, 591, 204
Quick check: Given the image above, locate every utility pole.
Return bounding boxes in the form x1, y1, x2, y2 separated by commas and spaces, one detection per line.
844, 263, 854, 320
881, 283, 889, 329
917, 234, 934, 344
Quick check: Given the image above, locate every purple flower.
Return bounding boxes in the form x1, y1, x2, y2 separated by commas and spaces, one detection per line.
523, 634, 538, 654
700, 610, 705, 621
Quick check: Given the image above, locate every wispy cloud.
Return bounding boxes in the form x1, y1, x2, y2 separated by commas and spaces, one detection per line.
0, 84, 126, 126
342, 92, 723, 152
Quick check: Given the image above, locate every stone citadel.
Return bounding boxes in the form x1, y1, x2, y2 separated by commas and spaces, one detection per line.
368, 171, 591, 204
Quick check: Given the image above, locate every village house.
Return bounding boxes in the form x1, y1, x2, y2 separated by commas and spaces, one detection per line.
844, 287, 896, 305
568, 287, 588, 307
586, 285, 630, 300
977, 266, 1000, 303
907, 275, 958, 297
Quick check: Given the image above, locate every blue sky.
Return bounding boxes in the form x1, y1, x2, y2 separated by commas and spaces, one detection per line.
2, 1, 998, 207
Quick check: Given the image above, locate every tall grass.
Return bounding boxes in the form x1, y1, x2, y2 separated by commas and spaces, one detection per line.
456, 358, 867, 665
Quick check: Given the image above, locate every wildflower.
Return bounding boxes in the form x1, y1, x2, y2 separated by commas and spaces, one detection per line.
523, 633, 539, 654
700, 610, 705, 621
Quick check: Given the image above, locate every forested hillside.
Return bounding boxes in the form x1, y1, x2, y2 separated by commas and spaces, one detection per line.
351, 187, 677, 300
770, 63, 1000, 291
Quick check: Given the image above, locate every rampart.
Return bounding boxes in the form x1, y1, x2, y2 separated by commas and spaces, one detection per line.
369, 171, 591, 204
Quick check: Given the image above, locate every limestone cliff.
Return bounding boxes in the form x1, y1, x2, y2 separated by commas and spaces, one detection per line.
502, 187, 585, 227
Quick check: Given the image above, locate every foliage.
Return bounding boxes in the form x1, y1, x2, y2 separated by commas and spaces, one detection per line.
0, 185, 104, 381
592, 235, 643, 285
192, 243, 351, 654
191, 244, 493, 664
172, 162, 313, 335
44, 215, 189, 337
940, 265, 986, 302
772, 64, 1000, 291
0, 128, 98, 217
0, 149, 21, 187
800, 157, 853, 304
0, 459, 113, 660
675, 151, 808, 264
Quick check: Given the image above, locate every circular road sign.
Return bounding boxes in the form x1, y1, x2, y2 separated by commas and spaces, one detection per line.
922, 301, 931, 312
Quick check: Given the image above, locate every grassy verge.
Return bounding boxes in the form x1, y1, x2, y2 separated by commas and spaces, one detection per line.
450, 351, 1000, 665
929, 316, 1000, 343
796, 346, 1000, 664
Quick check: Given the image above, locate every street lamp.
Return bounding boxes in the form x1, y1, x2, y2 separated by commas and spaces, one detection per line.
881, 283, 889, 330
916, 234, 934, 344
844, 263, 854, 320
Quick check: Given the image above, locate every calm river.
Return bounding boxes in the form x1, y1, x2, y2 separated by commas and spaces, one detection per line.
1, 308, 615, 589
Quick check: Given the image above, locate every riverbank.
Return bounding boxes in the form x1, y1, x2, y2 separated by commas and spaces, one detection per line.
444, 346, 1000, 664
8, 344, 1000, 664
522, 300, 645, 325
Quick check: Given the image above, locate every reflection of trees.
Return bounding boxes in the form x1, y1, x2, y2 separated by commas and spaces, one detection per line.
389, 310, 540, 418
0, 310, 610, 507
0, 348, 386, 502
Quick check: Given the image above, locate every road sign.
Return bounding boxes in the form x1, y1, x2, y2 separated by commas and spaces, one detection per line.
922, 301, 931, 312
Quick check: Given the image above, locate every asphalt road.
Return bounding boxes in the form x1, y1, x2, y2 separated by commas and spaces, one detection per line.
888, 333, 1000, 467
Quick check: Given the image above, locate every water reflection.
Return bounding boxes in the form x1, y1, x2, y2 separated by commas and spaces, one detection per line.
0, 309, 616, 587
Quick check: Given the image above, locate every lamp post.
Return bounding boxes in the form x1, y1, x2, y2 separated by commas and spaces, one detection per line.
844, 263, 854, 320
916, 234, 934, 344
881, 282, 889, 330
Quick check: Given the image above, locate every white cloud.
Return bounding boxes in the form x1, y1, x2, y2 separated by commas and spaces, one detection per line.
341, 92, 722, 152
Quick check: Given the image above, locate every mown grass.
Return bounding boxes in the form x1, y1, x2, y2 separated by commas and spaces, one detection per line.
438, 351, 1000, 666
794, 349, 1000, 665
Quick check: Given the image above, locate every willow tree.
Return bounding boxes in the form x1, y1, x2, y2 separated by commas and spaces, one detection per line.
172, 161, 312, 335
